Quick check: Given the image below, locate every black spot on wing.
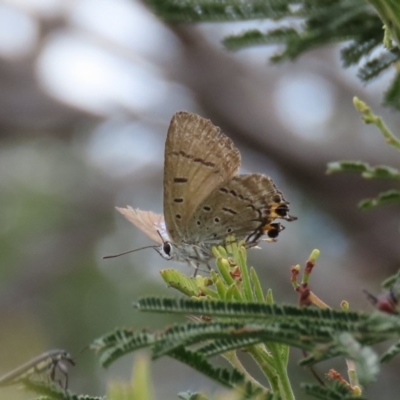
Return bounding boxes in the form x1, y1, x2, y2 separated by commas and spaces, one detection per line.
193, 158, 216, 167
222, 207, 237, 215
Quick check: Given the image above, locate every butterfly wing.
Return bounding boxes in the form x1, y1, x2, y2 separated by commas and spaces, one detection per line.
116, 206, 168, 245
187, 174, 294, 245
163, 112, 241, 244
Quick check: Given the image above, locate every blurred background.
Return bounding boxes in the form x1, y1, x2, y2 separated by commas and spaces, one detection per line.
0, 0, 400, 399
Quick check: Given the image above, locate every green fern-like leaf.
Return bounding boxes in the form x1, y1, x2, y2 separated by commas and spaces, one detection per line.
358, 49, 400, 82
327, 161, 400, 179
361, 165, 400, 180
301, 381, 367, 400
223, 28, 300, 50
93, 321, 314, 366
271, 5, 383, 62
327, 160, 371, 174
358, 189, 400, 210
197, 337, 265, 358
96, 300, 400, 370
25, 379, 105, 400
92, 328, 155, 368
380, 339, 400, 363
134, 297, 366, 323
151, 321, 316, 359
341, 36, 383, 67
145, 0, 400, 106
170, 347, 267, 398
145, 0, 291, 23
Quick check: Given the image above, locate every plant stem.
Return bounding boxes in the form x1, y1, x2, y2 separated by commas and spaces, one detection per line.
234, 244, 253, 301
247, 346, 280, 395
353, 96, 400, 151
273, 347, 296, 400
366, 0, 400, 48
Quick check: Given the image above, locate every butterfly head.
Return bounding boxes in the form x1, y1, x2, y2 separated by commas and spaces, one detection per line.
154, 231, 174, 260
158, 242, 173, 259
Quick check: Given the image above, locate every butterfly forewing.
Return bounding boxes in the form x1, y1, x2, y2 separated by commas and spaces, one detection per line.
164, 112, 241, 244
187, 174, 290, 245
116, 207, 167, 244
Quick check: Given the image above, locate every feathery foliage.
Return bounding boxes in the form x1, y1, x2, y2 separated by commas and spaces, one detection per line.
89, 241, 400, 399
23, 379, 104, 400
145, 0, 400, 109
301, 381, 368, 400
6, 239, 400, 399
380, 340, 400, 363
327, 97, 400, 210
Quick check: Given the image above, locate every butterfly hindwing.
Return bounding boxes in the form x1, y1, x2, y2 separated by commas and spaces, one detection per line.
187, 174, 290, 245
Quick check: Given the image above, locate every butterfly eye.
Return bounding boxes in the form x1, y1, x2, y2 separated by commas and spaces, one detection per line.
162, 242, 173, 259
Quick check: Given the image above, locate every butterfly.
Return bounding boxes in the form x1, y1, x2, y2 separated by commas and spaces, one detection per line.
110, 111, 296, 273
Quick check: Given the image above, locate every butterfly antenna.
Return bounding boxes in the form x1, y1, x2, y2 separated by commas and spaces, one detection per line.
156, 230, 165, 244
72, 344, 90, 360
103, 245, 156, 259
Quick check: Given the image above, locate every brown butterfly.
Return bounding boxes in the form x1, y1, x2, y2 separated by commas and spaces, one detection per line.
108, 111, 296, 273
